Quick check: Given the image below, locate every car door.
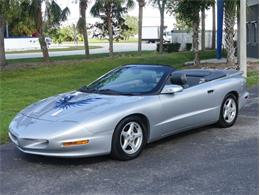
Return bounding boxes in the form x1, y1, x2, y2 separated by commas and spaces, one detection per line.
157, 81, 220, 137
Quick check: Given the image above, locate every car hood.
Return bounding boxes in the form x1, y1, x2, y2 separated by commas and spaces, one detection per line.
20, 91, 144, 122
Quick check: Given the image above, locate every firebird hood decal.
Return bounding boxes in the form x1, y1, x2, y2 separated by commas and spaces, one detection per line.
52, 94, 102, 116
20, 91, 144, 121
55, 95, 102, 110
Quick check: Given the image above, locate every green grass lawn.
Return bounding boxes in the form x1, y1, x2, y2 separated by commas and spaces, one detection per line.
6, 45, 102, 54
247, 70, 259, 87
6, 51, 153, 64
0, 50, 258, 143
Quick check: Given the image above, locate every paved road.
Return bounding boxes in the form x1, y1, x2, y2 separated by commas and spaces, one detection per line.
6, 43, 156, 60
0, 87, 258, 195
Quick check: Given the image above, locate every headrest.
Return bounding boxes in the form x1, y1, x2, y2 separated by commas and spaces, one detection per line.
142, 74, 156, 84
171, 73, 187, 86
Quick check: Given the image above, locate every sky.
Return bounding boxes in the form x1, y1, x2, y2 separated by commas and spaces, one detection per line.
57, 0, 214, 31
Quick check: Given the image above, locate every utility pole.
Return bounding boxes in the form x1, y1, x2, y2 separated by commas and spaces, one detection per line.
216, 0, 224, 59
239, 0, 247, 77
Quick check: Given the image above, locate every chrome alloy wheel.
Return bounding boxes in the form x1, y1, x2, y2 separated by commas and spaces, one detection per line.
120, 122, 143, 155
223, 97, 237, 123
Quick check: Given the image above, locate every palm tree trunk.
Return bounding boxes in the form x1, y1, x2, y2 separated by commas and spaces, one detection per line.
138, 1, 144, 53
212, 1, 216, 49
0, 15, 6, 68
108, 12, 113, 56
80, 0, 89, 56
201, 8, 205, 51
193, 15, 200, 65
236, 1, 240, 66
159, 9, 164, 54
83, 26, 89, 56
39, 34, 49, 61
36, 1, 49, 62
224, 0, 236, 66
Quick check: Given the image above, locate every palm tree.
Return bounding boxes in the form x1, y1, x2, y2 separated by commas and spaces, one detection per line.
78, 0, 90, 56
90, 0, 134, 56
0, 15, 6, 68
151, 0, 167, 54
224, 0, 237, 65
0, 0, 21, 68
192, 11, 200, 65
137, 0, 145, 53
24, 0, 69, 62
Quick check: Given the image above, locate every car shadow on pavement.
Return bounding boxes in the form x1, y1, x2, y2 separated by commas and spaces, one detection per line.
18, 151, 112, 165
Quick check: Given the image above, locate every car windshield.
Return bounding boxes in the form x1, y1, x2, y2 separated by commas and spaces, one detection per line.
80, 66, 169, 95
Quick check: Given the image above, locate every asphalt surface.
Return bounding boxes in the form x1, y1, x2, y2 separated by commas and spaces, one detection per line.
6, 43, 156, 60
0, 86, 258, 195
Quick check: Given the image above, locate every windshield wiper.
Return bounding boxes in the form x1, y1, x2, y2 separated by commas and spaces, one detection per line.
79, 86, 98, 93
98, 89, 120, 95
79, 87, 135, 96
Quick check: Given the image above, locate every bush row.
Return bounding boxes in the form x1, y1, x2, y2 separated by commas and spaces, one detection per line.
156, 43, 193, 53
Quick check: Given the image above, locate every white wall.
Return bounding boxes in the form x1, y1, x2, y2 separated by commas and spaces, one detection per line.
4, 38, 41, 51
170, 31, 227, 51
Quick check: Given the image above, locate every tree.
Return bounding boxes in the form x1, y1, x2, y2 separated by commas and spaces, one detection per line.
224, 0, 237, 66
4, 1, 36, 37
173, 14, 192, 31
122, 15, 138, 40
168, 0, 212, 65
211, 0, 216, 49
77, 0, 90, 56
137, 0, 145, 53
0, 0, 21, 68
47, 25, 82, 44
90, 0, 134, 56
0, 14, 6, 68
10, 19, 35, 36
151, 0, 168, 54
22, 0, 70, 62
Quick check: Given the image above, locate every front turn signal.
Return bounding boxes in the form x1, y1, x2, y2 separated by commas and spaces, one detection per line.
62, 140, 89, 147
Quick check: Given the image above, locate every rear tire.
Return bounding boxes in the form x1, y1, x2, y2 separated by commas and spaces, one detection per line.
217, 93, 238, 128
111, 116, 147, 160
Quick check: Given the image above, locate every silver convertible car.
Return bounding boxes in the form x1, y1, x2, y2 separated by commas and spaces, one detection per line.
9, 64, 249, 160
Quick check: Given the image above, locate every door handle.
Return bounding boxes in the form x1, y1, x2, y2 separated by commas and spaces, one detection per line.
207, 89, 214, 94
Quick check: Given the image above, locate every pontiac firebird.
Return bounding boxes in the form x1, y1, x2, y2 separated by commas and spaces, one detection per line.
9, 64, 249, 160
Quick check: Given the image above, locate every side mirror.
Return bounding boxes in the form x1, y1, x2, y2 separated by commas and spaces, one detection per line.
161, 85, 183, 94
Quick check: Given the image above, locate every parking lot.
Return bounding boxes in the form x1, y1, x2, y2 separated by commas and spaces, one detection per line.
0, 86, 258, 195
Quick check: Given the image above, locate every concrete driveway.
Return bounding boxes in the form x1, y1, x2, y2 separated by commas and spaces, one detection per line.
0, 86, 258, 195
6, 43, 156, 60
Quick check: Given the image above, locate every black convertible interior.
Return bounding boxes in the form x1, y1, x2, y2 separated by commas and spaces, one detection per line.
170, 69, 227, 88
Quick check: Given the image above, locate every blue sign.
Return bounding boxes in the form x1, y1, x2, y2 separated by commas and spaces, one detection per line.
217, 0, 224, 59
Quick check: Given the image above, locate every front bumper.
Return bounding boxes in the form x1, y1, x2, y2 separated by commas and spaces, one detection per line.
239, 91, 249, 110
9, 131, 112, 158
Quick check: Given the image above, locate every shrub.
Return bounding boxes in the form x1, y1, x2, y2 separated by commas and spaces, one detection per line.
186, 43, 192, 51
156, 43, 181, 53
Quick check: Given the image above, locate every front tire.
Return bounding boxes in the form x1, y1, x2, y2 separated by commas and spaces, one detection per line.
217, 93, 238, 128
111, 116, 147, 160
